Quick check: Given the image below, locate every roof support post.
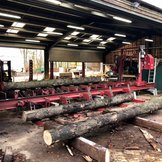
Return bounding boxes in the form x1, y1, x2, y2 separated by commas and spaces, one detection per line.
44, 49, 49, 79
82, 62, 85, 78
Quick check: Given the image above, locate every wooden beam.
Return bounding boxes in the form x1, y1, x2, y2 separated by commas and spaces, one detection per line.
3, 146, 13, 162
133, 117, 162, 133
71, 137, 110, 162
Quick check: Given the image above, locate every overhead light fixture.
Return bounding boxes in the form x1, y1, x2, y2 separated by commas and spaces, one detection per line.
0, 24, 4, 27
96, 38, 103, 41
74, 5, 89, 10
100, 41, 107, 44
6, 29, 19, 33
64, 36, 72, 40
25, 39, 40, 43
67, 25, 85, 30
67, 43, 78, 47
0, 12, 21, 19
113, 16, 132, 23
71, 31, 80, 36
37, 33, 48, 37
12, 22, 25, 28
145, 38, 153, 42
83, 39, 91, 43
90, 34, 100, 39
47, 31, 63, 35
60, 3, 73, 9
107, 37, 116, 41
97, 46, 106, 49
122, 41, 131, 45
44, 27, 55, 32
44, 0, 62, 5
114, 33, 126, 37
91, 11, 107, 17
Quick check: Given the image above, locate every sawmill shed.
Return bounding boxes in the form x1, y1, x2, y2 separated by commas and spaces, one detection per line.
1, 0, 162, 162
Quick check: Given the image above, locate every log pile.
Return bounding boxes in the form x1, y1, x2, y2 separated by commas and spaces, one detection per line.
43, 96, 162, 145
22, 93, 134, 122
1, 76, 101, 91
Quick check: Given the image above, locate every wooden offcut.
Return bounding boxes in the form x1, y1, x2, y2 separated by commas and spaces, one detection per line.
3, 146, 13, 162
134, 117, 162, 133
22, 93, 134, 122
140, 128, 161, 152
43, 96, 162, 145
71, 137, 110, 162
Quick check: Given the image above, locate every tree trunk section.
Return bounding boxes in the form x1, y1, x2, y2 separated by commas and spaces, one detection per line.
22, 93, 134, 121
1, 76, 101, 91
43, 96, 162, 145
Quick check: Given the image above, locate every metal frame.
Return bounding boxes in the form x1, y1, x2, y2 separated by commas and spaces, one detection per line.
0, 82, 155, 110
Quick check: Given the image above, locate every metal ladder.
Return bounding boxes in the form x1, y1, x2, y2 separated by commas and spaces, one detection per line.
148, 58, 157, 83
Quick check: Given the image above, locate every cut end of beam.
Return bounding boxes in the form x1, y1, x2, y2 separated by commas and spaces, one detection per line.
43, 130, 53, 146
105, 149, 110, 162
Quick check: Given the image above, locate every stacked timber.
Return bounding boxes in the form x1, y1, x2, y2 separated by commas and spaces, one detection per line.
43, 96, 162, 145
0, 76, 101, 91
22, 93, 134, 121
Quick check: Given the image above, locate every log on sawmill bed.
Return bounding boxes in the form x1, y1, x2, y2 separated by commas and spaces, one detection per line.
43, 96, 162, 145
1, 76, 101, 91
22, 93, 134, 122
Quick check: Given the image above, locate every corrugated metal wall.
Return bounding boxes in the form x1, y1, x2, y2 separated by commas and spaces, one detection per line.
49, 48, 103, 62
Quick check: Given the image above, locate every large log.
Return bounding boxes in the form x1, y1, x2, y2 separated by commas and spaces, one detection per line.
43, 96, 162, 145
0, 76, 101, 91
22, 93, 134, 122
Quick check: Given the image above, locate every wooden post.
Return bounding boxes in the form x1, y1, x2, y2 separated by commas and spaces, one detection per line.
0, 61, 4, 82
29, 60, 33, 81
82, 62, 85, 78
44, 49, 49, 79
7, 61, 12, 82
71, 137, 110, 162
118, 49, 124, 81
50, 61, 54, 79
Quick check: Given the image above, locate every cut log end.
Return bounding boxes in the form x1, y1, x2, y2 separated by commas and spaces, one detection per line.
43, 130, 53, 146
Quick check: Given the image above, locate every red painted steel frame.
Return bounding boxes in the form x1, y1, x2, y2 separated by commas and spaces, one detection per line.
0, 83, 154, 110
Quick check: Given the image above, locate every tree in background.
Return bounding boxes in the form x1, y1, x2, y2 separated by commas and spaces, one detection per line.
20, 49, 44, 73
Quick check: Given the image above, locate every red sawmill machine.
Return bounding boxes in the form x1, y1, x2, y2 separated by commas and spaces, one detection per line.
0, 45, 157, 111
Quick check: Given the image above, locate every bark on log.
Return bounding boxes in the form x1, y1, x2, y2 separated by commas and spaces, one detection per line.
22, 93, 134, 122
43, 96, 162, 145
71, 137, 110, 162
1, 76, 101, 91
